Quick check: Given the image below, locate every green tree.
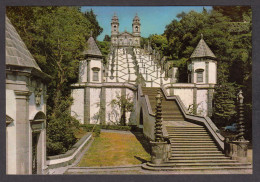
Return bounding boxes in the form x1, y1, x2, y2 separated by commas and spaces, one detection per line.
7, 6, 103, 155
103, 34, 111, 41
84, 9, 103, 39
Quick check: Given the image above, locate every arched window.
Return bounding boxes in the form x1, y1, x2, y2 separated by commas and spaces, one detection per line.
92, 67, 100, 81
135, 26, 138, 32
113, 25, 117, 32
196, 69, 204, 83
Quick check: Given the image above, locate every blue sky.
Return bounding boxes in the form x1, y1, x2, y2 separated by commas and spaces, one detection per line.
81, 6, 212, 41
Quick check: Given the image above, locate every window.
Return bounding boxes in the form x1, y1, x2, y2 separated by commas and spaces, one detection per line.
92, 67, 100, 81
196, 69, 204, 83
135, 26, 138, 31
114, 25, 117, 31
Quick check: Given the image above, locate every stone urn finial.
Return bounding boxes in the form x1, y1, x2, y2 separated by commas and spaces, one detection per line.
238, 90, 244, 104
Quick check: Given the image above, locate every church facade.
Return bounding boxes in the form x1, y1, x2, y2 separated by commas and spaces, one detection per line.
70, 14, 217, 126
111, 14, 141, 47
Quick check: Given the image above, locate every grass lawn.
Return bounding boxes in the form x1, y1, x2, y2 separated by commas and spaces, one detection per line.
77, 132, 151, 167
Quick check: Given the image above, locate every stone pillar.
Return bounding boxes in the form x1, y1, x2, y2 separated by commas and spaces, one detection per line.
87, 60, 90, 82
14, 90, 31, 174
205, 61, 209, 84
207, 88, 214, 117
191, 62, 194, 83
193, 87, 197, 115
84, 87, 90, 124
224, 90, 249, 163
150, 90, 168, 164
100, 86, 106, 125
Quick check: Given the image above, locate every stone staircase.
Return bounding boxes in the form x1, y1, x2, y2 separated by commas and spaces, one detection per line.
141, 87, 252, 172
142, 87, 184, 121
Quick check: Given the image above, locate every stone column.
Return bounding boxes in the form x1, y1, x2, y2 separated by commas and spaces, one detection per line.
207, 88, 214, 117
87, 60, 90, 83
100, 86, 106, 125
84, 87, 90, 124
193, 87, 197, 115
205, 61, 209, 84
191, 62, 194, 83
14, 90, 31, 174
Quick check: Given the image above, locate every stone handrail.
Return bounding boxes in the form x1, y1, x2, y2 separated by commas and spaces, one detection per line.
138, 84, 170, 144
46, 133, 92, 169
161, 85, 224, 150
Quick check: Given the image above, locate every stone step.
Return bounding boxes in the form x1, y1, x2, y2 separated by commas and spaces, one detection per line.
169, 133, 210, 136
170, 141, 215, 144
171, 145, 217, 148
171, 151, 222, 154
172, 153, 225, 157
169, 156, 230, 160
167, 126, 204, 129
171, 144, 217, 147
171, 143, 216, 147
169, 136, 212, 139
146, 162, 251, 168
168, 131, 208, 134
170, 139, 213, 142
166, 159, 239, 163
171, 146, 219, 151
142, 164, 252, 171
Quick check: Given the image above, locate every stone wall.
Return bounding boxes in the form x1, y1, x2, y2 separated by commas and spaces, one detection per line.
71, 83, 137, 125
164, 83, 215, 117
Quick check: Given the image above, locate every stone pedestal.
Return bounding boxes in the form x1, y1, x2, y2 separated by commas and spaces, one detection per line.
225, 139, 249, 163
150, 141, 168, 164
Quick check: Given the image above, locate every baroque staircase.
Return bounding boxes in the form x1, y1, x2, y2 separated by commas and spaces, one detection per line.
141, 87, 252, 172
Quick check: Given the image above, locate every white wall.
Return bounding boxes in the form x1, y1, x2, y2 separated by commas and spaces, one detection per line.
197, 89, 208, 116
209, 62, 217, 84
126, 89, 135, 124
71, 89, 84, 124
6, 89, 17, 174
173, 88, 194, 109
106, 88, 121, 124
89, 88, 101, 124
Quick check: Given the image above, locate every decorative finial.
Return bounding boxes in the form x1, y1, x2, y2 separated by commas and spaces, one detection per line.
201, 33, 204, 39
90, 30, 93, 37
238, 90, 244, 104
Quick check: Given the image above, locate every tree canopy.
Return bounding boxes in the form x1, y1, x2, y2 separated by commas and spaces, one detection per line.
163, 6, 252, 138
7, 6, 104, 155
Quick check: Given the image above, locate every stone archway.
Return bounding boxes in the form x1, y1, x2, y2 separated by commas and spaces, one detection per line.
30, 111, 46, 174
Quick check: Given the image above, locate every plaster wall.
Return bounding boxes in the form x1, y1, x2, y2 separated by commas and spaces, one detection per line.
105, 88, 121, 124
71, 89, 84, 124
197, 89, 208, 116
89, 88, 101, 124
173, 88, 194, 109
209, 62, 217, 84
6, 89, 17, 174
